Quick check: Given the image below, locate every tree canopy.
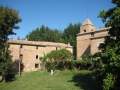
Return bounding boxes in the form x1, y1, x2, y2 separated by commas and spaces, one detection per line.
44, 49, 73, 62
0, 6, 21, 81
26, 25, 64, 42
63, 23, 80, 46
93, 0, 120, 89
63, 23, 80, 58
42, 49, 73, 71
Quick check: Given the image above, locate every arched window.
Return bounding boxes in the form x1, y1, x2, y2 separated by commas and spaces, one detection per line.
84, 30, 86, 32
36, 55, 38, 59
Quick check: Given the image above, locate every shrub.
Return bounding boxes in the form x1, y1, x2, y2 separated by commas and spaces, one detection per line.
41, 49, 73, 71
42, 51, 94, 71
76, 55, 93, 70
103, 73, 115, 90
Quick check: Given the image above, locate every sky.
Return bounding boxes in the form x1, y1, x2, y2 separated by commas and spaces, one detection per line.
0, 0, 114, 38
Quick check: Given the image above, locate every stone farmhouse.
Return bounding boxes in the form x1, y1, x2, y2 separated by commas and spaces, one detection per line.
8, 40, 72, 72
8, 18, 109, 72
77, 19, 109, 58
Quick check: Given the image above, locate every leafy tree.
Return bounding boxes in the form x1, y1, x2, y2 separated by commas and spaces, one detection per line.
0, 6, 21, 82
79, 55, 93, 70
93, 0, 120, 89
42, 49, 73, 71
45, 49, 72, 61
103, 73, 115, 90
26, 25, 64, 42
63, 23, 80, 59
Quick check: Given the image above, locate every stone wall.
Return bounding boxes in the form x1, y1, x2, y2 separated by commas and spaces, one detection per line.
76, 19, 109, 58
8, 40, 72, 72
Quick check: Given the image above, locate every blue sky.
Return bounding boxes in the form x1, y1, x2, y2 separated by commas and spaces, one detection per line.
0, 0, 113, 38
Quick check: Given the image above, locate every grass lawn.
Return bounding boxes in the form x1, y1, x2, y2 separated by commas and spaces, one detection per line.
0, 70, 98, 90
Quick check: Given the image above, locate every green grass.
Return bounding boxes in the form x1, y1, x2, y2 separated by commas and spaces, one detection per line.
0, 70, 97, 90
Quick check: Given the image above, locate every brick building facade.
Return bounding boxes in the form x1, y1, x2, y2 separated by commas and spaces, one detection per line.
8, 40, 72, 72
77, 19, 109, 58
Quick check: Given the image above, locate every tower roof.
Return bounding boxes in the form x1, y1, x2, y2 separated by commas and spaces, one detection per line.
82, 18, 93, 26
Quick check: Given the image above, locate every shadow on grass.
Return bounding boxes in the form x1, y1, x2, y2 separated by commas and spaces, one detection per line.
69, 71, 100, 90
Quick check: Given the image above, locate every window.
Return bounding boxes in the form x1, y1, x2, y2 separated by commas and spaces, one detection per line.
36, 46, 38, 49
91, 32, 94, 37
36, 55, 38, 59
35, 63, 39, 68
96, 42, 104, 50
97, 42, 104, 50
19, 54, 23, 60
20, 45, 23, 48
84, 30, 86, 32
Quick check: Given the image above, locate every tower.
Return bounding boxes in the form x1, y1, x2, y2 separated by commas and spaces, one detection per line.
80, 18, 96, 33
77, 18, 108, 58
77, 19, 96, 58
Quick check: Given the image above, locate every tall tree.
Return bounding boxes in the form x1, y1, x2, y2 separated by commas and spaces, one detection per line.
26, 25, 64, 42
63, 23, 80, 59
93, 0, 120, 89
0, 6, 21, 81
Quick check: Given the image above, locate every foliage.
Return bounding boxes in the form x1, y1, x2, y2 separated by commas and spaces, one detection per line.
62, 23, 80, 58
26, 25, 64, 42
103, 73, 115, 90
80, 55, 93, 69
42, 51, 93, 71
93, 0, 120, 89
42, 49, 73, 71
69, 55, 94, 70
0, 6, 21, 82
45, 49, 72, 61
63, 23, 80, 46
